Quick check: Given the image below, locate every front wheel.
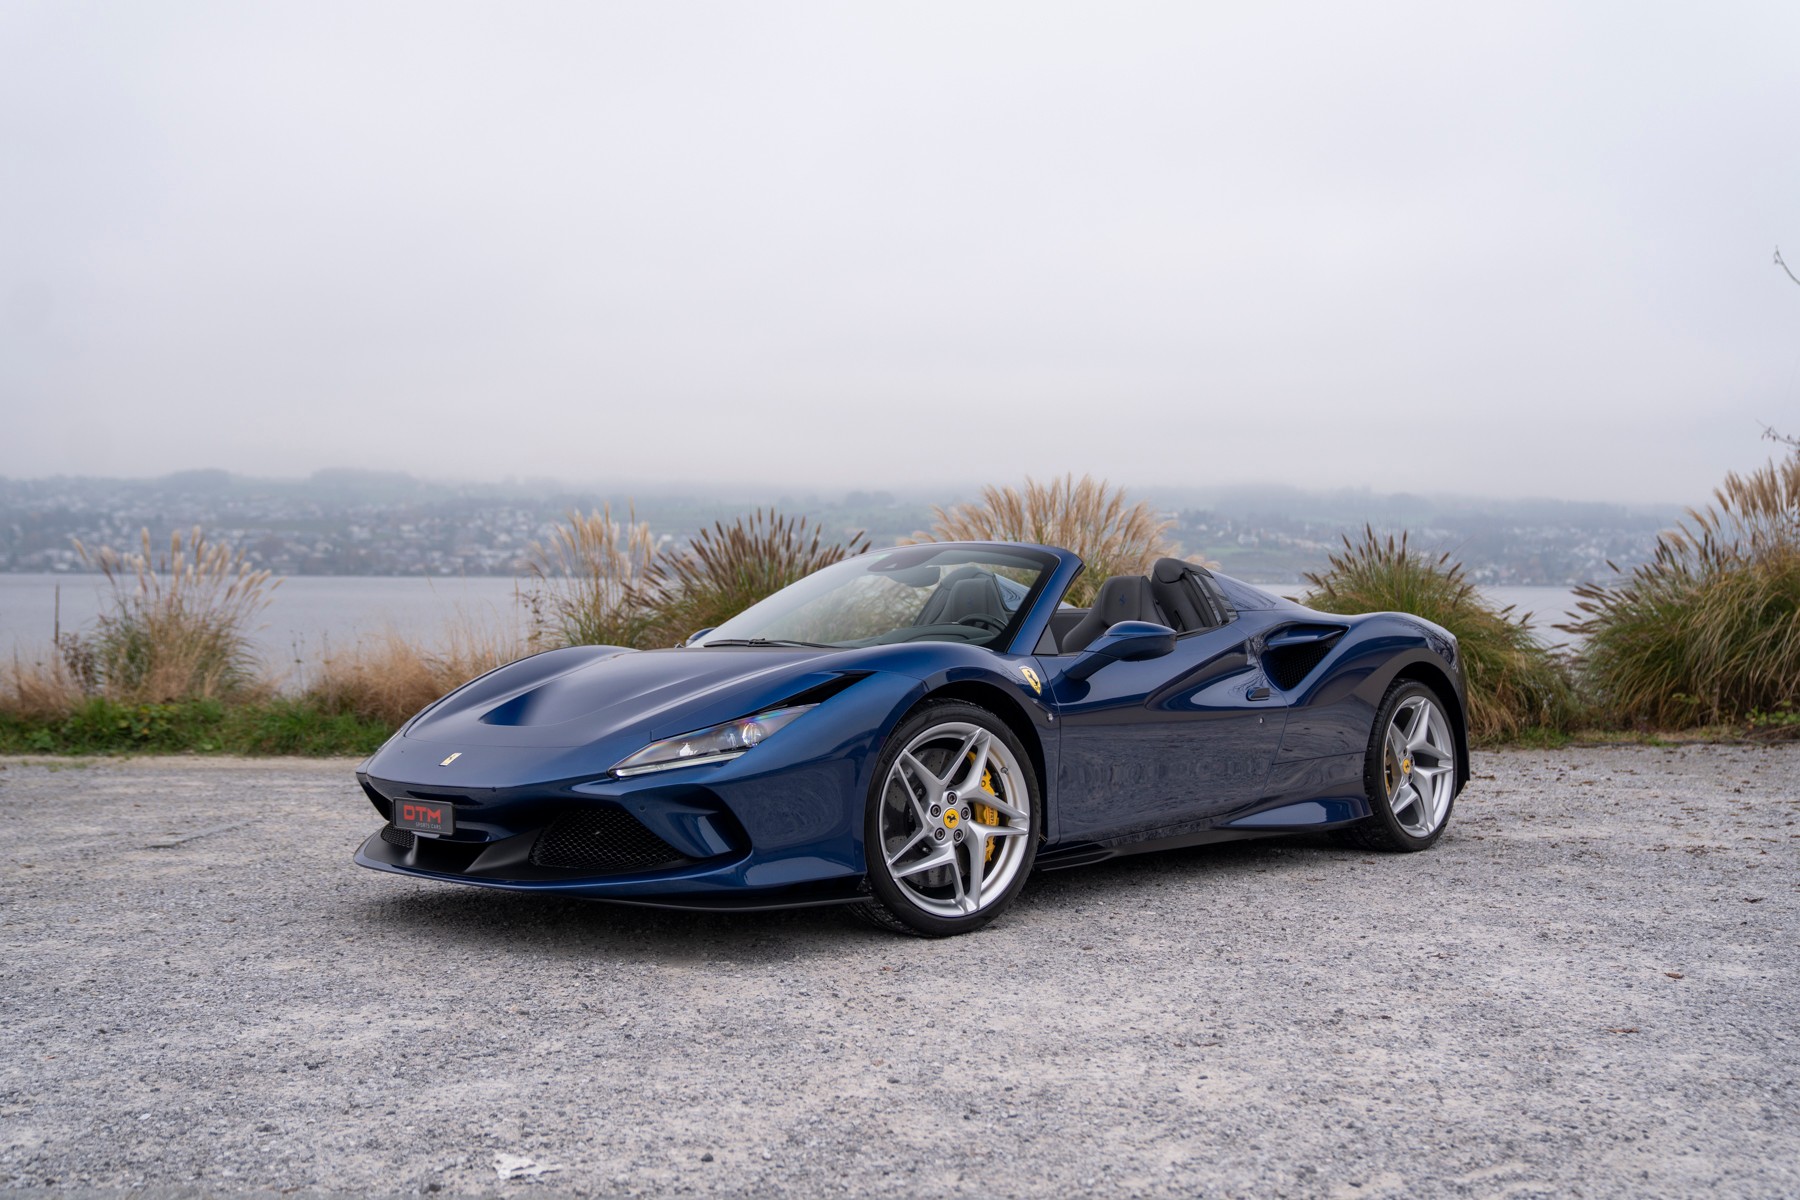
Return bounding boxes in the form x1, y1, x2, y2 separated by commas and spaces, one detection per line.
853, 702, 1040, 937
1340, 680, 1459, 852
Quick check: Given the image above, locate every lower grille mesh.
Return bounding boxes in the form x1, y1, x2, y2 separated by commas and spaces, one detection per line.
531, 806, 688, 873
380, 824, 417, 850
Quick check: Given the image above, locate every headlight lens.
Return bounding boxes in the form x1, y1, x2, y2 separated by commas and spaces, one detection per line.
610, 705, 816, 778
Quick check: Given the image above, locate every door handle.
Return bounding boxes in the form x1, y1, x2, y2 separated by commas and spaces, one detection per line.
1247, 686, 1271, 701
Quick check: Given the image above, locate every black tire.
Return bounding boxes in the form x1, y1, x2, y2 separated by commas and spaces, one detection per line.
1338, 679, 1459, 853
851, 701, 1041, 937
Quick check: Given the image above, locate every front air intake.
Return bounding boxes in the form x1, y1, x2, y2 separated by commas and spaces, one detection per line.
530, 806, 691, 874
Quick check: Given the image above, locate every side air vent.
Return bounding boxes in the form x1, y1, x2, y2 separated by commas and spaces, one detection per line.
777, 672, 872, 708
1263, 625, 1348, 690
530, 806, 692, 874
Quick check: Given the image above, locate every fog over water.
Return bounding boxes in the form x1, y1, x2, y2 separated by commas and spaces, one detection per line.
3, 3, 1798, 505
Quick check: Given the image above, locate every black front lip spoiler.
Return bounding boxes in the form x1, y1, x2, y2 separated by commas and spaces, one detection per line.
354, 830, 867, 913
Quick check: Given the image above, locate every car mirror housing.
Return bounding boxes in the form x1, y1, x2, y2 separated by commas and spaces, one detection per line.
1062, 620, 1177, 682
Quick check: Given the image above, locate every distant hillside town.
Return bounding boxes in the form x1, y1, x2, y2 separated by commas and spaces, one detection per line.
0, 469, 1678, 586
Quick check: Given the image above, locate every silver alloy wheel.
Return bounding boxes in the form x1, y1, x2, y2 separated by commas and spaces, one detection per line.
1383, 693, 1456, 838
876, 720, 1031, 918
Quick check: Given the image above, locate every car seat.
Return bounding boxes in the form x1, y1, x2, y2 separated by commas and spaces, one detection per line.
915, 566, 1007, 628
1059, 575, 1165, 654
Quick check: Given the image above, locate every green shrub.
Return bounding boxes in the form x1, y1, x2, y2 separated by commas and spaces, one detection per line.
913, 474, 1184, 607
223, 698, 392, 755
0, 697, 390, 756
1567, 447, 1800, 726
1301, 527, 1578, 743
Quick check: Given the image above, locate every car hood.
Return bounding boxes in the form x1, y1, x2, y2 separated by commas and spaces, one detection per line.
398, 643, 859, 752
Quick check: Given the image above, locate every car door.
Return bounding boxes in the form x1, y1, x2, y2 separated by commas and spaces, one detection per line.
1048, 621, 1288, 843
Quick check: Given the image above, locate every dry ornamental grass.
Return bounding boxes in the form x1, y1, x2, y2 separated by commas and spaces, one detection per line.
1567, 445, 1800, 727
302, 616, 528, 729
71, 527, 277, 704
912, 474, 1183, 607
637, 510, 869, 647
524, 504, 661, 649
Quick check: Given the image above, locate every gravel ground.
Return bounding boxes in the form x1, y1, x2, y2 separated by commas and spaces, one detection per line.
1, 746, 1797, 1198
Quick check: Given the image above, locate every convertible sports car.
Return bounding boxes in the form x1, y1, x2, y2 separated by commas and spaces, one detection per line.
356, 542, 1468, 935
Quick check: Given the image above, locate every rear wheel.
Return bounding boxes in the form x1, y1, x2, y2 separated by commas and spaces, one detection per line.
853, 702, 1039, 937
1340, 680, 1458, 852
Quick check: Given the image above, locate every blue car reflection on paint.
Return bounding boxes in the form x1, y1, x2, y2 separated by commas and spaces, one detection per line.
355, 542, 1468, 936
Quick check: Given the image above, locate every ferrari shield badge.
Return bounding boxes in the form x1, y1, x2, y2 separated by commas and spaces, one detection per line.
1019, 666, 1043, 695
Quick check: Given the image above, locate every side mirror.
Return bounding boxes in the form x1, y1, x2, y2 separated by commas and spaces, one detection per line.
1063, 620, 1177, 682
683, 627, 716, 647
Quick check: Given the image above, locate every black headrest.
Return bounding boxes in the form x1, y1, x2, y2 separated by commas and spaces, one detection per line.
1091, 574, 1160, 620
1152, 557, 1193, 584
1149, 557, 1216, 633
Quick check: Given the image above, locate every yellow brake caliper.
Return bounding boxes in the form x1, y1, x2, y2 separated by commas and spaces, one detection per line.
971, 753, 1002, 863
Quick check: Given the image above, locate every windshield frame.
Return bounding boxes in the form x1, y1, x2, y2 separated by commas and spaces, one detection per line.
699, 543, 1069, 654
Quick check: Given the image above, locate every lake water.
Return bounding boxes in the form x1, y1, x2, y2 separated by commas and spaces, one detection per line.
0, 573, 1589, 666
0, 574, 535, 676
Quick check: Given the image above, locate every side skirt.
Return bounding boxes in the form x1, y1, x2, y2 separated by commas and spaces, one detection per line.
1034, 820, 1364, 873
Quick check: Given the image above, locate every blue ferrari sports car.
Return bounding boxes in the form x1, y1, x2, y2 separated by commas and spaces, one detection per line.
356, 542, 1468, 935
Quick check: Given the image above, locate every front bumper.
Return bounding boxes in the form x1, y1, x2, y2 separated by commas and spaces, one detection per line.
352, 672, 924, 909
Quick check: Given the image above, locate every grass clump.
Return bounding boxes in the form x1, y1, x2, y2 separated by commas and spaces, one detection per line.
70, 527, 277, 703
1566, 445, 1800, 727
914, 474, 1183, 607
638, 510, 869, 645
2, 653, 87, 722
1301, 526, 1578, 743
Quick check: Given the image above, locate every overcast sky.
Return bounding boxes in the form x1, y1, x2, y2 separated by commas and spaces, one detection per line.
2, 2, 1797, 505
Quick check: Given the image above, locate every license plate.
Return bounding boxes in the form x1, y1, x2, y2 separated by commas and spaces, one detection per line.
393, 798, 454, 837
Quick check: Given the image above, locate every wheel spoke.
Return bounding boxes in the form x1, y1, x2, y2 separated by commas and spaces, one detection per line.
884, 825, 931, 868
1417, 781, 1440, 830
899, 751, 941, 795
946, 730, 981, 778
949, 732, 992, 795
1403, 700, 1428, 745
963, 836, 986, 911
890, 771, 933, 832
973, 820, 1026, 840
1412, 763, 1449, 788
893, 844, 956, 881
1390, 780, 1422, 816
947, 848, 970, 911
1406, 709, 1438, 754
979, 789, 1028, 821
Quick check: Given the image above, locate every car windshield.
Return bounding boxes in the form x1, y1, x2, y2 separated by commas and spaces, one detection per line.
701, 545, 1056, 649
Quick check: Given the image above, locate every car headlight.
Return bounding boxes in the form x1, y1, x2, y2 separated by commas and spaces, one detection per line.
610, 705, 817, 778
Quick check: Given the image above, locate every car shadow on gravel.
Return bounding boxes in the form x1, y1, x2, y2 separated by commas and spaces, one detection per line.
352, 833, 1355, 958
1012, 832, 1349, 908
354, 885, 860, 963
